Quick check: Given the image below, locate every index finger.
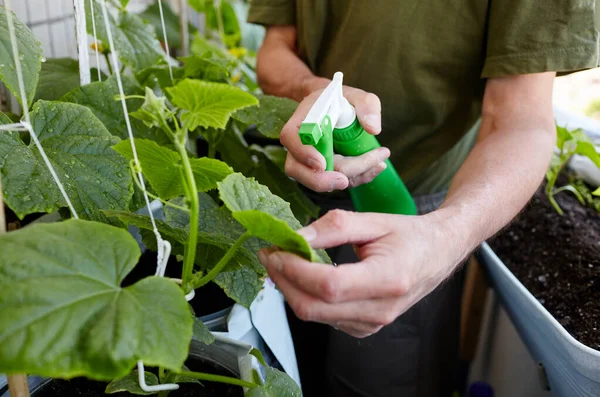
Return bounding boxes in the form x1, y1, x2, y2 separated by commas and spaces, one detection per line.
260, 249, 399, 304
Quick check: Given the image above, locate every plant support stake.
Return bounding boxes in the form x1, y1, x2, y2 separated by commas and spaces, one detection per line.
73, 0, 91, 85
0, 178, 30, 397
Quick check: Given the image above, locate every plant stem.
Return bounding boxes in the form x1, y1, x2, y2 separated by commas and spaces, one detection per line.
175, 139, 200, 293
194, 232, 250, 289
176, 371, 257, 389
104, 53, 114, 75
207, 143, 216, 159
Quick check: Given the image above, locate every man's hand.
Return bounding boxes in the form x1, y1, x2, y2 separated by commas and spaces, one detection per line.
258, 209, 466, 338
280, 87, 391, 192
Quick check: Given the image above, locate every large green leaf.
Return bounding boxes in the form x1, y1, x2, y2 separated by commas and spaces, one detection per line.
218, 173, 301, 229
214, 266, 263, 309
34, 58, 103, 102
233, 95, 298, 138
246, 367, 302, 397
218, 173, 329, 263
60, 75, 155, 141
87, 1, 165, 71
233, 210, 315, 261
167, 79, 258, 130
0, 6, 43, 107
0, 220, 192, 380
0, 101, 132, 222
112, 138, 233, 199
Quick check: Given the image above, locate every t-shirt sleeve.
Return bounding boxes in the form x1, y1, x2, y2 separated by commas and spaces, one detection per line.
247, 0, 296, 26
482, 0, 599, 78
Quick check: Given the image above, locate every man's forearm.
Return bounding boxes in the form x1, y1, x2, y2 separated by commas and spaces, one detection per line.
256, 26, 329, 102
434, 73, 557, 262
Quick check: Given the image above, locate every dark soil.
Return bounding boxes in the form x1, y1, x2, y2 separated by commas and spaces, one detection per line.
489, 182, 600, 350
31, 354, 243, 397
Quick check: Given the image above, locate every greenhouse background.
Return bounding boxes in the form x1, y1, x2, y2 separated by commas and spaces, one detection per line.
0, 0, 265, 113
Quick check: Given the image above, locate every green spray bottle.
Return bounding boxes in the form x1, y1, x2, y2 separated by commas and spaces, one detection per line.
298, 72, 417, 215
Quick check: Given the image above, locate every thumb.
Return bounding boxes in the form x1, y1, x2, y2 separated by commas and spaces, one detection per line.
297, 210, 389, 249
343, 87, 382, 135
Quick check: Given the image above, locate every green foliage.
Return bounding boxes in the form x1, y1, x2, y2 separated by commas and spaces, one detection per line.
192, 315, 216, 345
106, 371, 159, 395
87, 0, 165, 71
0, 6, 43, 107
0, 4, 317, 393
113, 138, 233, 199
0, 101, 132, 222
214, 266, 264, 308
60, 75, 158, 142
139, 1, 197, 49
34, 58, 103, 102
233, 94, 298, 139
219, 173, 328, 263
546, 125, 600, 214
0, 220, 192, 380
188, 0, 206, 13
246, 367, 302, 397
205, 1, 242, 48
181, 54, 230, 82
217, 126, 319, 223
167, 79, 258, 130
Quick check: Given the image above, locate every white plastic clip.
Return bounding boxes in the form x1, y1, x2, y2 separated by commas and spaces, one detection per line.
137, 361, 179, 392
155, 239, 172, 278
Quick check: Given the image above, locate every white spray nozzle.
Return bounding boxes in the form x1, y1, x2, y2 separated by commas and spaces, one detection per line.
299, 72, 356, 144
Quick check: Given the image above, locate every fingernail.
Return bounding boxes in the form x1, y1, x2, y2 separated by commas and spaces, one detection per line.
297, 225, 317, 242
361, 114, 381, 134
329, 178, 347, 192
378, 162, 387, 170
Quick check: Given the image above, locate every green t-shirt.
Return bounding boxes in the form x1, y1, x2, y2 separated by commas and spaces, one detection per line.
248, 0, 599, 195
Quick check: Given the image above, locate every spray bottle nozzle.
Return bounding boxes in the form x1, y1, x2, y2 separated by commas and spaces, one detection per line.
298, 123, 322, 145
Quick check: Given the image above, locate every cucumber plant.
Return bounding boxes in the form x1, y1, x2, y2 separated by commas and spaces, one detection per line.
0, 3, 317, 395
545, 125, 600, 215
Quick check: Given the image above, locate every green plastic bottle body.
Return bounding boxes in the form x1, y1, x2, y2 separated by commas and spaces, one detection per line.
333, 118, 418, 215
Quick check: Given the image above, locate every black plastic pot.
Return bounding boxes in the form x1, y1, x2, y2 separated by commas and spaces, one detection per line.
1, 340, 245, 397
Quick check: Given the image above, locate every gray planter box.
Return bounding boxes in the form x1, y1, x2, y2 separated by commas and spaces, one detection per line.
477, 243, 600, 397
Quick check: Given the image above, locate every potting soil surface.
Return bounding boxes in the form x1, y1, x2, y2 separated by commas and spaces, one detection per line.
489, 183, 600, 351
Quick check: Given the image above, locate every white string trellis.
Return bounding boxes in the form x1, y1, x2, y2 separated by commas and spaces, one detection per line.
95, 0, 182, 391
156, 0, 174, 83
97, 0, 172, 278
3, 0, 80, 219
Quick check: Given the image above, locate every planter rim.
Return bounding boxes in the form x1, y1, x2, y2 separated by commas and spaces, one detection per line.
480, 242, 600, 358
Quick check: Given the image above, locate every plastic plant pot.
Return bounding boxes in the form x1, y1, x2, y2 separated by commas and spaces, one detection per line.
0, 338, 257, 397
477, 243, 600, 397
